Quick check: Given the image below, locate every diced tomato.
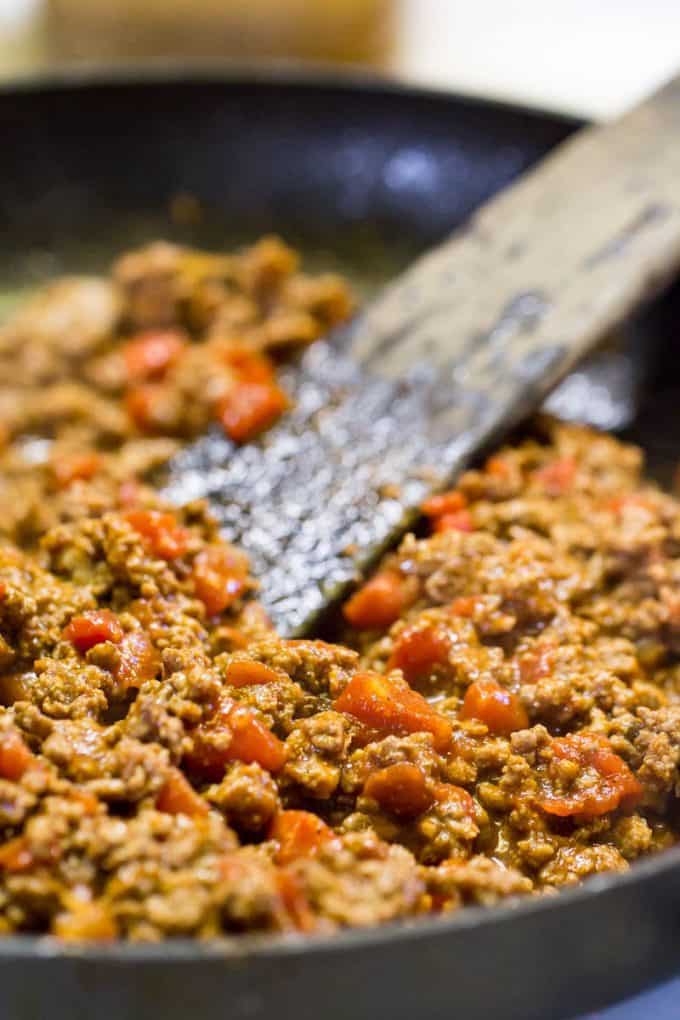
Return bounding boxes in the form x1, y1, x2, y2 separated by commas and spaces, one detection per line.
422, 488, 474, 533
606, 493, 655, 515
125, 509, 191, 560
185, 698, 287, 779
460, 680, 528, 735
63, 610, 124, 653
0, 836, 33, 872
387, 622, 452, 686
343, 570, 417, 630
433, 509, 474, 533
52, 901, 118, 941
518, 642, 556, 683
156, 768, 209, 818
0, 729, 36, 781
0, 581, 6, 602
70, 789, 99, 815
533, 457, 576, 496
333, 672, 453, 753
115, 631, 160, 689
51, 452, 102, 489
225, 659, 281, 689
539, 732, 642, 820
125, 383, 168, 433
270, 810, 337, 864
485, 456, 511, 478
275, 870, 317, 932
123, 329, 186, 382
363, 762, 434, 818
448, 596, 480, 618
216, 380, 288, 443
192, 544, 249, 616
433, 782, 476, 818
222, 348, 275, 384
422, 490, 467, 518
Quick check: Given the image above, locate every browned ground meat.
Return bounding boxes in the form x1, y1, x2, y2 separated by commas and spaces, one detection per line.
0, 236, 352, 549
0, 240, 678, 942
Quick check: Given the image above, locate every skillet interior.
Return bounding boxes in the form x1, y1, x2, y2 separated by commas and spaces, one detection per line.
2, 67, 680, 1020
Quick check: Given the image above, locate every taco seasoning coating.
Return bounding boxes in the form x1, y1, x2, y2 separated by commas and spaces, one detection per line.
0, 239, 678, 941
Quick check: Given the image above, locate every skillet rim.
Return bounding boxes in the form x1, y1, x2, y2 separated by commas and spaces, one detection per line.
0, 56, 583, 128
0, 62, 669, 964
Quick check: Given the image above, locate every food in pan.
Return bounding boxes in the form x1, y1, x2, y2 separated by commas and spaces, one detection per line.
0, 238, 678, 941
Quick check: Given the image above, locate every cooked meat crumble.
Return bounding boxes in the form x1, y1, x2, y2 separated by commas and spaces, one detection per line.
0, 238, 678, 941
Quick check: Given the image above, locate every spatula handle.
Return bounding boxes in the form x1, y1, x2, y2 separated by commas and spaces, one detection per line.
348, 74, 680, 422
163, 74, 680, 637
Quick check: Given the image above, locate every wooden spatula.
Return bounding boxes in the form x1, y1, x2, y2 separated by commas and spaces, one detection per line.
161, 73, 680, 636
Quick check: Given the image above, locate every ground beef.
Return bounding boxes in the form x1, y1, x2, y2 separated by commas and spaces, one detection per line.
0, 241, 679, 942
0, 236, 353, 549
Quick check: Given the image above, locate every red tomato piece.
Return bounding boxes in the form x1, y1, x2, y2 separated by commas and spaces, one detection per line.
115, 631, 160, 689
0, 729, 36, 781
448, 596, 480, 618
216, 381, 288, 443
518, 642, 556, 683
460, 680, 528, 735
123, 329, 186, 382
52, 901, 118, 941
540, 732, 642, 820
63, 610, 124, 653
270, 810, 337, 864
0, 836, 33, 872
606, 493, 655, 515
185, 698, 287, 779
192, 544, 249, 616
433, 509, 474, 533
222, 348, 275, 383
275, 870, 318, 932
70, 789, 99, 815
0, 581, 6, 602
433, 782, 477, 818
363, 762, 434, 818
156, 768, 209, 818
485, 456, 511, 478
51, 452, 102, 489
343, 570, 416, 630
387, 622, 452, 686
125, 383, 168, 433
125, 509, 191, 560
533, 457, 576, 496
422, 490, 467, 518
225, 659, 281, 689
333, 672, 453, 753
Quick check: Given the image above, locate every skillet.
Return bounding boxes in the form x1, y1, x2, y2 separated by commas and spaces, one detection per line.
1, 65, 680, 1020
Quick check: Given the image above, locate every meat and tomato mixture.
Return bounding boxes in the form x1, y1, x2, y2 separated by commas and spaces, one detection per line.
0, 239, 679, 942
0, 236, 352, 549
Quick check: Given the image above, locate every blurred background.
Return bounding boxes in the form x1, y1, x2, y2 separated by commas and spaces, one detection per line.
1, 0, 680, 118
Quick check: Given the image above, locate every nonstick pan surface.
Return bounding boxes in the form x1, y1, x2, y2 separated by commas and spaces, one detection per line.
2, 66, 680, 1020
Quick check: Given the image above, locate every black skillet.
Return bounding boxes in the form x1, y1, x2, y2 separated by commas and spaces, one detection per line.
2, 66, 680, 1020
